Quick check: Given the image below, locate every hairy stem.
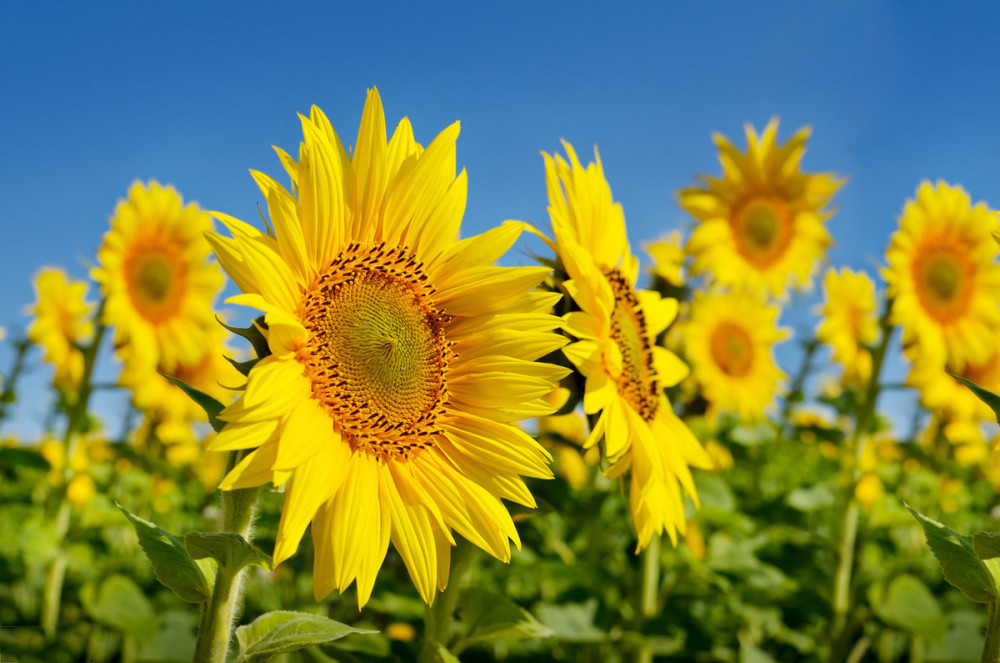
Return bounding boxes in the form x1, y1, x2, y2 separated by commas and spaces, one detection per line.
636, 532, 662, 663
422, 538, 476, 660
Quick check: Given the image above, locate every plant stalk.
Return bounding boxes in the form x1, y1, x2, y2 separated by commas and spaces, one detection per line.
984, 601, 1000, 663
421, 538, 476, 660
636, 532, 662, 663
41, 316, 106, 639
830, 297, 895, 657
192, 450, 260, 663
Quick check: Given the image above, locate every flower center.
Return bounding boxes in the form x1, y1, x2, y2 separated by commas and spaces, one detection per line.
605, 269, 659, 421
731, 196, 793, 268
124, 246, 186, 322
709, 321, 754, 377
299, 243, 454, 460
913, 246, 973, 323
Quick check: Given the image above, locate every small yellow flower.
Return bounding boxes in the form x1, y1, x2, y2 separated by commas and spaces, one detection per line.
685, 520, 707, 561
385, 622, 416, 642
684, 290, 789, 422
679, 119, 843, 296
703, 440, 734, 472
645, 231, 687, 288
66, 474, 96, 509
815, 268, 878, 386
854, 474, 883, 510
884, 181, 1000, 367
954, 441, 988, 467
27, 268, 94, 390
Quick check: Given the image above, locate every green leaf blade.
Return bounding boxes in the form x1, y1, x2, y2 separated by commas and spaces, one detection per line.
117, 503, 211, 603
234, 611, 374, 663
185, 531, 273, 573
906, 503, 997, 603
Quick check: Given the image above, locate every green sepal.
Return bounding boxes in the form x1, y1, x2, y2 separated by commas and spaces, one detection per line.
185, 531, 273, 574
906, 503, 998, 603
225, 354, 259, 377
160, 374, 226, 432
233, 610, 375, 663
950, 374, 1000, 426
220, 315, 271, 361
117, 503, 212, 603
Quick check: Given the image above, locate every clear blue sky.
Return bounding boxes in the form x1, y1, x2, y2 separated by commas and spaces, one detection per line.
3, 2, 999, 437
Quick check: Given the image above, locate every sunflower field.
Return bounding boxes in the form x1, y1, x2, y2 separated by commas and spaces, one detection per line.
4, 84, 1000, 663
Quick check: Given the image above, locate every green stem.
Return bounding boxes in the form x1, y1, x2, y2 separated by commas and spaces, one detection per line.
41, 315, 107, 640
984, 601, 1000, 663
0, 338, 31, 426
422, 538, 476, 660
192, 450, 261, 663
830, 298, 895, 657
636, 532, 661, 663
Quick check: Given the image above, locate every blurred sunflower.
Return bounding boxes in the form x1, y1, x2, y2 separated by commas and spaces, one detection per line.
27, 268, 94, 391
907, 346, 1000, 427
93, 181, 224, 371
680, 119, 843, 296
884, 181, 1000, 367
206, 89, 567, 607
684, 290, 789, 422
645, 231, 687, 288
118, 321, 241, 447
543, 140, 710, 549
815, 267, 878, 386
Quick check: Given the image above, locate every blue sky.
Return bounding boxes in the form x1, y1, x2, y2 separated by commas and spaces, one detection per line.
3, 2, 999, 436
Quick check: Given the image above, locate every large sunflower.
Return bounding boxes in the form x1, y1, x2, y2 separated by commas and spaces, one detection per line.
684, 290, 789, 422
205, 89, 567, 607
93, 181, 224, 371
543, 140, 710, 549
884, 181, 1000, 367
679, 119, 843, 296
27, 268, 94, 391
815, 267, 878, 386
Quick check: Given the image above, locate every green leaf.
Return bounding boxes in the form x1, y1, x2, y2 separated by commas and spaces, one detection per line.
534, 599, 606, 643
161, 374, 226, 432
455, 587, 554, 652
729, 423, 775, 447
874, 574, 945, 640
234, 610, 374, 663
950, 374, 1000, 425
185, 531, 273, 573
0, 446, 50, 470
786, 484, 836, 512
86, 574, 157, 640
906, 503, 997, 603
117, 503, 211, 603
975, 532, 1000, 561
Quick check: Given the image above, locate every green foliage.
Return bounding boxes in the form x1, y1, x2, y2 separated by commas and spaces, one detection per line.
951, 374, 1000, 425
907, 504, 998, 603
185, 531, 273, 574
117, 503, 212, 603
161, 375, 226, 432
452, 587, 554, 653
233, 610, 375, 663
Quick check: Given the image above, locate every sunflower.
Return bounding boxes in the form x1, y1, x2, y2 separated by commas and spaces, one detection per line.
93, 181, 224, 372
907, 345, 1000, 427
644, 231, 687, 288
118, 321, 242, 446
884, 181, 1000, 367
27, 268, 94, 390
679, 119, 843, 296
815, 267, 878, 386
205, 89, 567, 607
543, 140, 710, 549
684, 290, 789, 422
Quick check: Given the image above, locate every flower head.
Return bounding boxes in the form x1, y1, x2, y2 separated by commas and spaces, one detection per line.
27, 268, 94, 390
206, 89, 567, 607
645, 231, 687, 288
94, 181, 224, 371
884, 181, 1000, 367
684, 290, 789, 422
815, 268, 879, 386
544, 140, 710, 549
680, 119, 843, 296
